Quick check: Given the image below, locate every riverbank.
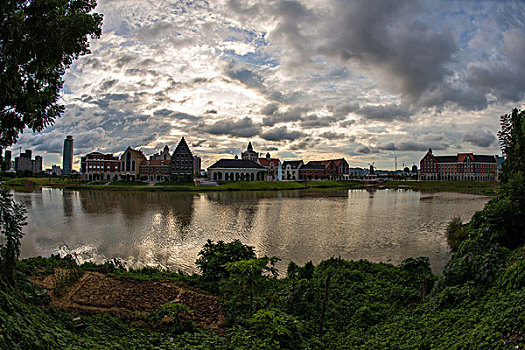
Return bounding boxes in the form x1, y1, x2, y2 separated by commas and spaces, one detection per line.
2, 171, 523, 349
2, 177, 499, 194
385, 180, 500, 195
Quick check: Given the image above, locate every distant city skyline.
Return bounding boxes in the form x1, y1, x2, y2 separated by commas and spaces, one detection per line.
10, 1, 523, 170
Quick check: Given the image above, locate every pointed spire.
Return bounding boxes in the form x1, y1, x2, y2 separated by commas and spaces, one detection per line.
247, 141, 253, 152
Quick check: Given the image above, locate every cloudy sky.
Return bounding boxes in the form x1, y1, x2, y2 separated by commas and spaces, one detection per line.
11, 0, 525, 170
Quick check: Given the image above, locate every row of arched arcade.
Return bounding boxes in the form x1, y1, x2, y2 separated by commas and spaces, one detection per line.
210, 170, 266, 181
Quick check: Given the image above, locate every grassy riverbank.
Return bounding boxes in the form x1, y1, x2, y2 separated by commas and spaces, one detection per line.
2, 177, 499, 194
385, 180, 501, 195
1, 168, 524, 348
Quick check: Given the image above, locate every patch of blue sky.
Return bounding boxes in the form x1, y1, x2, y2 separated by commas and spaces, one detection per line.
221, 49, 279, 68
226, 26, 259, 41
61, 85, 72, 95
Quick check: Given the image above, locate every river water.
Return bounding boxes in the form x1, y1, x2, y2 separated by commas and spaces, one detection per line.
12, 187, 490, 274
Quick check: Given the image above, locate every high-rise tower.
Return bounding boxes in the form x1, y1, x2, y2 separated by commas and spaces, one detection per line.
62, 135, 74, 174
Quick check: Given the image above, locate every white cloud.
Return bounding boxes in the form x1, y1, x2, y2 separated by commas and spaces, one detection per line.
10, 0, 524, 170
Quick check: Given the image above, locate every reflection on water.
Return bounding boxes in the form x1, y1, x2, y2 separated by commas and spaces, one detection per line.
13, 187, 490, 273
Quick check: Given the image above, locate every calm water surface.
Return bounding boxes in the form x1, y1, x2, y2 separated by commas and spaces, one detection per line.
13, 187, 490, 273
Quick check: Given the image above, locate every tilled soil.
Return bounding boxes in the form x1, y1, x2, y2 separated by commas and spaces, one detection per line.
31, 271, 224, 331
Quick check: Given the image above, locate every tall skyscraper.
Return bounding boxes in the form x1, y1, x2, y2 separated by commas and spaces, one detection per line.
4, 150, 11, 170
63, 135, 74, 175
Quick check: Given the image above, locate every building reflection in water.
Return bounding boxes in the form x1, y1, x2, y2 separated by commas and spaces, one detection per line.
15, 188, 490, 274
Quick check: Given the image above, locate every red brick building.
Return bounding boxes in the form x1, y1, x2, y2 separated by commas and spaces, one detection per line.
139, 159, 171, 182
80, 152, 120, 181
420, 149, 497, 181
258, 153, 281, 181
301, 158, 350, 180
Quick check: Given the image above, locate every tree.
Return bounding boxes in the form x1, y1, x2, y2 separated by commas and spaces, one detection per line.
498, 108, 525, 182
0, 188, 27, 286
1, 0, 103, 147
221, 257, 279, 318
0, 0, 102, 289
195, 239, 256, 285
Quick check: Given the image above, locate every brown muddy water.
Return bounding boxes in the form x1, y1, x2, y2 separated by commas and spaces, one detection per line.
12, 187, 490, 274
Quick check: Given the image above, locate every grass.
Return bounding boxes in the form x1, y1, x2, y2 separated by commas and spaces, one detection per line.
2, 177, 500, 195
385, 180, 500, 194
305, 180, 362, 188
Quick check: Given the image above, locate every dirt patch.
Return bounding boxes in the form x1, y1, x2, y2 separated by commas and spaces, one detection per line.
31, 271, 224, 331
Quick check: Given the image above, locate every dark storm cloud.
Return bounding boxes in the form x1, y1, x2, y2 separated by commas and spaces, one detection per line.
300, 115, 339, 128
356, 145, 372, 154
136, 20, 176, 42
260, 126, 305, 141
325, 1, 457, 103
100, 79, 118, 90
202, 117, 262, 138
289, 137, 321, 150
262, 106, 310, 126
379, 141, 448, 152
153, 109, 201, 121
115, 55, 135, 68
224, 0, 524, 112
261, 103, 279, 116
192, 139, 207, 147
339, 120, 356, 128
319, 132, 347, 140
331, 103, 360, 119
463, 130, 496, 148
225, 64, 264, 89
357, 104, 413, 122
90, 93, 131, 109
466, 63, 525, 104
226, 0, 458, 106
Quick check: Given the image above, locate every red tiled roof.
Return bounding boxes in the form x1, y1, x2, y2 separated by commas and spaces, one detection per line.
121, 147, 147, 160
457, 153, 474, 162
258, 158, 279, 166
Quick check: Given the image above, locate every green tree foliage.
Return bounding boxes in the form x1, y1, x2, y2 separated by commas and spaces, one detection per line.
435, 108, 525, 290
221, 257, 279, 319
148, 302, 195, 334
0, 188, 26, 286
498, 108, 525, 183
445, 217, 468, 252
195, 239, 256, 286
0, 0, 103, 147
247, 309, 305, 349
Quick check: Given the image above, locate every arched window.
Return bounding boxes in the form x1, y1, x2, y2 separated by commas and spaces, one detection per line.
125, 152, 131, 171
132, 160, 136, 171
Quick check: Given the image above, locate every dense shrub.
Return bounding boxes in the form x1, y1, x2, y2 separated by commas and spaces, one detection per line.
195, 239, 256, 290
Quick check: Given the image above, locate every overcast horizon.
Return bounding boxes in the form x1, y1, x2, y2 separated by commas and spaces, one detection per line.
8, 0, 525, 170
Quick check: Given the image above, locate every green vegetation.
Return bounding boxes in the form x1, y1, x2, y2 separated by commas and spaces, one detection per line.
445, 217, 468, 252
0, 188, 26, 286
3, 176, 500, 195
0, 0, 102, 147
304, 180, 362, 189
386, 180, 500, 194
